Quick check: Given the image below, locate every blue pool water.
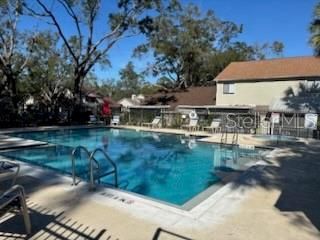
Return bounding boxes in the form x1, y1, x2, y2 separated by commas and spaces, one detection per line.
2, 128, 264, 206
252, 135, 298, 141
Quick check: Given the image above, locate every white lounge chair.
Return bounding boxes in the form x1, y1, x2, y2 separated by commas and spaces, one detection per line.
142, 116, 161, 128
110, 115, 120, 126
182, 118, 199, 131
88, 115, 96, 124
0, 160, 20, 187
0, 185, 31, 234
0, 161, 31, 234
203, 119, 221, 133
88, 115, 103, 125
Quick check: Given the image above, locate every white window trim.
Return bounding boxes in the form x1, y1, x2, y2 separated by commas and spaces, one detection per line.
223, 83, 235, 94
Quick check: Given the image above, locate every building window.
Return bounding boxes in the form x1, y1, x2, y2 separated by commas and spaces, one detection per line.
223, 83, 235, 94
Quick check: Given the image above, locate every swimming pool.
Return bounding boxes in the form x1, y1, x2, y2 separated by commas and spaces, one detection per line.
1, 128, 265, 207
252, 135, 298, 142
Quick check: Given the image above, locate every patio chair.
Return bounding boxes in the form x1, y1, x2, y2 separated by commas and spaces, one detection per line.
203, 119, 222, 133
88, 115, 96, 124
0, 185, 31, 235
110, 115, 120, 126
88, 115, 104, 125
0, 160, 20, 187
142, 116, 161, 128
181, 118, 199, 131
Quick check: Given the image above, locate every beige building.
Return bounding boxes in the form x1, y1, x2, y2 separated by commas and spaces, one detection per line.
215, 56, 320, 111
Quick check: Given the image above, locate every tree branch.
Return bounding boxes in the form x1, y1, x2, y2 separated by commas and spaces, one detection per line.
83, 32, 139, 75
7, 0, 21, 63
57, 0, 83, 54
35, 0, 79, 65
86, 5, 141, 59
0, 33, 8, 57
84, 1, 100, 68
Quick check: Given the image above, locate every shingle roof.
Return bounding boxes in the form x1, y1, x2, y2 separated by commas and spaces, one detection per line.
215, 56, 320, 82
103, 96, 121, 107
145, 86, 216, 109
118, 98, 141, 106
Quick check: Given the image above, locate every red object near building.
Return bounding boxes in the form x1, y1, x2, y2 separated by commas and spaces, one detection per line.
102, 99, 112, 116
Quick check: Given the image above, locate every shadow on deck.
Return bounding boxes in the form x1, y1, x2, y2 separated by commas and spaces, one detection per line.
0, 201, 112, 240
230, 143, 320, 232
152, 228, 193, 240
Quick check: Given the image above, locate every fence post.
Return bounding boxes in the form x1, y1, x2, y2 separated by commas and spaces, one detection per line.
140, 108, 143, 126
161, 108, 164, 128
128, 108, 131, 124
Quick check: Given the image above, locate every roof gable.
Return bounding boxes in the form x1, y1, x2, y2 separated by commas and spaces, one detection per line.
215, 56, 320, 82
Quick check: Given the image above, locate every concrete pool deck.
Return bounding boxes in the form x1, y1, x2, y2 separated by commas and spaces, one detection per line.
0, 135, 47, 150
0, 125, 320, 239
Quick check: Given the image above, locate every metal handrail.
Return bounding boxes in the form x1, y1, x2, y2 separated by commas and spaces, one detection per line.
71, 146, 99, 186
232, 129, 239, 146
220, 131, 227, 145
220, 128, 239, 146
89, 148, 118, 190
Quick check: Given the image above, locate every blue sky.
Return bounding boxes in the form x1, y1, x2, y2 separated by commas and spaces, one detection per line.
105, 0, 319, 82
21, 0, 319, 83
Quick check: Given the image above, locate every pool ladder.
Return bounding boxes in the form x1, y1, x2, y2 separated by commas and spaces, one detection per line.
220, 131, 228, 145
232, 129, 239, 146
71, 146, 118, 190
220, 128, 239, 146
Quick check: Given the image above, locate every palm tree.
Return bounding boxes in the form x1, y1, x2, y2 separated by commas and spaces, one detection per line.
282, 82, 320, 113
310, 2, 320, 56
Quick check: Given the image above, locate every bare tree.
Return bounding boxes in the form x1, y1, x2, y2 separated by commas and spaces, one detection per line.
0, 0, 34, 107
25, 0, 161, 104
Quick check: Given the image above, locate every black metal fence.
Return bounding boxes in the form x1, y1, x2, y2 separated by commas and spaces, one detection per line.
119, 107, 320, 139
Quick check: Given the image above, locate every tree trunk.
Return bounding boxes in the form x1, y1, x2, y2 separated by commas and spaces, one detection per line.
73, 69, 85, 102
6, 74, 18, 109
73, 74, 81, 100
72, 70, 86, 122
